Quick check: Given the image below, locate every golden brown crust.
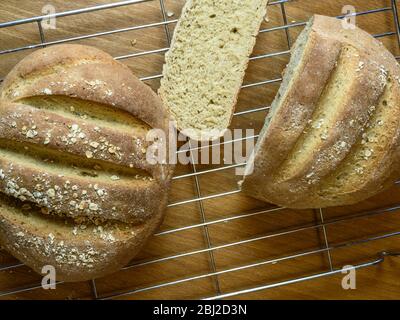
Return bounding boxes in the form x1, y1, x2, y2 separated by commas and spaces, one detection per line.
0, 193, 167, 282
242, 15, 400, 208
0, 101, 153, 173
0, 44, 173, 281
1, 44, 169, 132
249, 28, 342, 175
0, 152, 162, 224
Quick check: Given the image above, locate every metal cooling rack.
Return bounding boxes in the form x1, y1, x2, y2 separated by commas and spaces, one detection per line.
0, 0, 400, 299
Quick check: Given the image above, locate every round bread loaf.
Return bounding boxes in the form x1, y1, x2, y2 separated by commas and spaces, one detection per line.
242, 15, 400, 209
0, 44, 173, 281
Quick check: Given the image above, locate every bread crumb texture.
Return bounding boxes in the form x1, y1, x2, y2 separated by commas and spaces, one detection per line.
160, 0, 269, 140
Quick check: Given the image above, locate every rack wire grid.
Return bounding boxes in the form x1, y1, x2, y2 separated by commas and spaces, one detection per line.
0, 0, 400, 300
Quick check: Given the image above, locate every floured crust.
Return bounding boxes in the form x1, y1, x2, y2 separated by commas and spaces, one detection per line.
0, 194, 166, 282
242, 15, 400, 208
1, 45, 169, 131
0, 44, 173, 281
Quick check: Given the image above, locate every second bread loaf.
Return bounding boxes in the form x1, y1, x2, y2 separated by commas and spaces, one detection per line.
242, 15, 400, 209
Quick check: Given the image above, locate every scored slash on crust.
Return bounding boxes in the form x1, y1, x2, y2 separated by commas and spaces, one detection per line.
242, 15, 400, 209
0, 44, 173, 281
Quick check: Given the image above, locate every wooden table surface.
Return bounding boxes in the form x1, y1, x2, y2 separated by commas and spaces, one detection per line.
0, 0, 400, 300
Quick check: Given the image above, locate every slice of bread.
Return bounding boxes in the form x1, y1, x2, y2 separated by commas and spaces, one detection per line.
159, 0, 269, 141
242, 15, 400, 209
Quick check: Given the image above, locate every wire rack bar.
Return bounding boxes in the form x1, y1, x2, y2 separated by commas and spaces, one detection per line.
203, 255, 388, 300
0, 281, 65, 298
0, 0, 288, 56
167, 189, 242, 208
0, 0, 152, 28
158, 0, 172, 45
0, 5, 391, 57
177, 135, 259, 154
0, 0, 290, 28
137, 26, 398, 83
90, 279, 99, 299
101, 232, 400, 299
0, 7, 398, 82
160, 203, 400, 238
124, 204, 400, 269
1, 201, 398, 273
188, 141, 222, 295
154, 207, 285, 236
135, 30, 398, 83
318, 209, 334, 271
172, 163, 245, 181
280, 1, 292, 48
0, 22, 175, 56
233, 105, 270, 116
1, 201, 399, 298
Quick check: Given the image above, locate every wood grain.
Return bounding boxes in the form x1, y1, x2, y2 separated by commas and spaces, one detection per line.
0, 0, 400, 300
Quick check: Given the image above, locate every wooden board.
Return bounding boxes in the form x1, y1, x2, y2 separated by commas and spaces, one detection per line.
0, 0, 400, 300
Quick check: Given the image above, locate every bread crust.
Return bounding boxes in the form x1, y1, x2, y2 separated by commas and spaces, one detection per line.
0, 44, 173, 281
242, 15, 400, 208
1, 46, 169, 132
0, 193, 167, 282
